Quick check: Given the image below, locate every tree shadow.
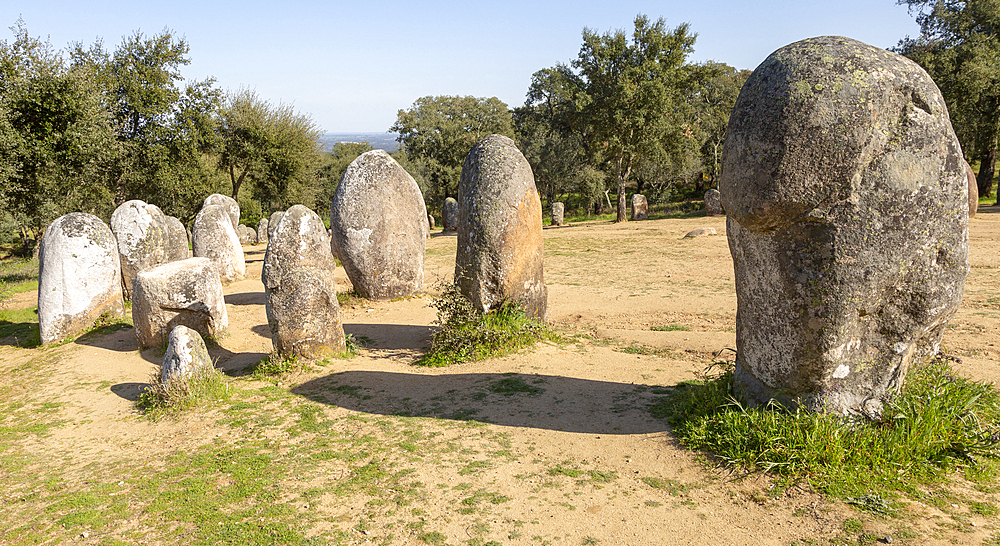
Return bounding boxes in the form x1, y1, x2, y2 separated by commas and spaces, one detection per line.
0, 319, 40, 348
290, 371, 673, 435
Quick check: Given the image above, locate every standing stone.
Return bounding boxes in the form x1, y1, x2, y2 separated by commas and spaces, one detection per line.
720, 36, 968, 415
631, 194, 648, 221
164, 215, 190, 261
551, 202, 565, 226
37, 213, 125, 344
202, 194, 240, 233
267, 211, 285, 241
263, 205, 337, 289
704, 189, 724, 216
131, 257, 229, 349
456, 134, 547, 320
161, 325, 213, 388
331, 149, 428, 300
266, 266, 346, 357
237, 224, 256, 245
966, 160, 979, 218
257, 218, 269, 245
110, 200, 172, 299
442, 197, 459, 232
192, 204, 246, 284
428, 214, 436, 231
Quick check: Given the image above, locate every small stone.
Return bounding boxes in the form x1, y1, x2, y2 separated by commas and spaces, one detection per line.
551, 202, 565, 226
705, 188, 724, 216
683, 227, 717, 238
442, 197, 458, 232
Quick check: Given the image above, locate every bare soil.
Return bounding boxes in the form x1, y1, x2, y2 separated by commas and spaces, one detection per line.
2, 207, 1000, 545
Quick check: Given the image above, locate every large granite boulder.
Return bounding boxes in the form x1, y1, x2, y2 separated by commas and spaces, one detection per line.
164, 215, 190, 261
720, 36, 968, 415
110, 200, 173, 299
263, 205, 337, 289
631, 194, 648, 221
192, 204, 246, 284
37, 213, 125, 344
442, 197, 458, 232
161, 325, 213, 388
131, 257, 228, 349
202, 194, 240, 232
704, 189, 723, 216
455, 134, 547, 320
330, 149, 428, 300
266, 266, 346, 357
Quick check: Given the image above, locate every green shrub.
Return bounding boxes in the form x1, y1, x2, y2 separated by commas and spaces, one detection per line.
416, 282, 553, 367
137, 365, 229, 418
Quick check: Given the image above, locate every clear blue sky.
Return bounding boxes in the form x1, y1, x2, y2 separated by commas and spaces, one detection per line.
3, 1, 923, 133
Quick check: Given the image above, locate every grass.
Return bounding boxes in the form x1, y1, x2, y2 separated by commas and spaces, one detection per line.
416, 281, 556, 367
137, 364, 231, 418
654, 356, 1000, 502
650, 324, 690, 332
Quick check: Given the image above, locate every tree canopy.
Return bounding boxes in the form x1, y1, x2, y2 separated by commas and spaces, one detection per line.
896, 0, 1000, 199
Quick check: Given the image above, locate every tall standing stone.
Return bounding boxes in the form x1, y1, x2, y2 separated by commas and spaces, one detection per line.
551, 202, 565, 226
630, 194, 648, 221
164, 215, 190, 261
456, 134, 547, 320
966, 160, 979, 218
704, 189, 724, 216
203, 194, 240, 233
110, 200, 172, 299
38, 213, 125, 344
442, 197, 458, 232
330, 149, 428, 300
267, 211, 285, 241
263, 205, 338, 289
192, 204, 246, 284
720, 36, 968, 415
257, 218, 269, 245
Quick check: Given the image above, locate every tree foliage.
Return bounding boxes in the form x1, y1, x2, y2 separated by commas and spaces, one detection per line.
895, 0, 1000, 199
390, 95, 514, 208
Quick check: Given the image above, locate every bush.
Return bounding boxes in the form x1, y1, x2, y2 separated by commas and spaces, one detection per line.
137, 365, 229, 418
416, 282, 553, 367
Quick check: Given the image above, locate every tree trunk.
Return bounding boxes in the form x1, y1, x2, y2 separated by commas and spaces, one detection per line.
616, 175, 627, 223
230, 165, 247, 203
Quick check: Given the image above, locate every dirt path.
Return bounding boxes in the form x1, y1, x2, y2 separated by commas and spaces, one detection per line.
2, 209, 1000, 545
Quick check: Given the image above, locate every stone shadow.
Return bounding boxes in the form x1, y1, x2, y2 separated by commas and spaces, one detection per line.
74, 323, 136, 352
226, 291, 267, 306
111, 382, 145, 401
291, 371, 673, 435
344, 323, 435, 353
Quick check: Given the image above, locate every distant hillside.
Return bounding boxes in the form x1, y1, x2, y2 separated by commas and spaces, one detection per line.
320, 132, 399, 152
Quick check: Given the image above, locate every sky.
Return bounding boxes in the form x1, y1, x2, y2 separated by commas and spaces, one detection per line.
3, 1, 925, 133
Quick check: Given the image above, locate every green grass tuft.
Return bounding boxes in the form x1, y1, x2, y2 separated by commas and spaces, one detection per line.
655, 356, 1000, 499
137, 365, 230, 418
416, 282, 555, 367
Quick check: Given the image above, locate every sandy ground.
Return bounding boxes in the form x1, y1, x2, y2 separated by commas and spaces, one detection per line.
2, 207, 1000, 545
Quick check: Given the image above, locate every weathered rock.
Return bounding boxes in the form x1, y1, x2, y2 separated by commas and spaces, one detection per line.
161, 325, 213, 387
966, 160, 979, 218
720, 36, 968, 414
257, 218, 269, 245
237, 224, 256, 245
192, 204, 246, 284
428, 214, 436, 231
266, 266, 346, 357
267, 211, 284, 240
110, 200, 173, 299
202, 194, 240, 232
164, 215, 190, 261
37, 213, 124, 344
551, 202, 565, 226
630, 195, 648, 221
131, 257, 228, 349
456, 134, 547, 320
331, 149, 428, 300
683, 227, 717, 238
262, 205, 337, 289
442, 197, 458, 232
704, 189, 724, 216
